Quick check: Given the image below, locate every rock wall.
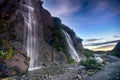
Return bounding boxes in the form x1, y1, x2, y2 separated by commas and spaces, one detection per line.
0, 0, 85, 77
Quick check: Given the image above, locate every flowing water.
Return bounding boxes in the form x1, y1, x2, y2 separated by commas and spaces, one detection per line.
21, 0, 41, 70
62, 30, 80, 62
20, 0, 80, 70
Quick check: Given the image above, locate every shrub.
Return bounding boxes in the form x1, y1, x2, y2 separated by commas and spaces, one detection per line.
80, 58, 102, 69
0, 47, 17, 60
50, 26, 68, 54
0, 51, 5, 58
68, 58, 75, 64
5, 47, 16, 60
111, 52, 120, 58
84, 49, 94, 58
84, 52, 94, 58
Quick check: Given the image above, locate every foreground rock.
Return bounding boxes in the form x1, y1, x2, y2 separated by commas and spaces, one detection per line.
6, 55, 120, 80
7, 63, 85, 80
0, 53, 29, 77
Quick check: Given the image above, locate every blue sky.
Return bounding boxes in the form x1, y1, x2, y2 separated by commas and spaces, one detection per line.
43, 0, 120, 51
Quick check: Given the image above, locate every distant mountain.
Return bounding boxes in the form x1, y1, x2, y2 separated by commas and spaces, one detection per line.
112, 42, 120, 57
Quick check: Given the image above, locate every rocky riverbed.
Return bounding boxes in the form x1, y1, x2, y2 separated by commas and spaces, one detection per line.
2, 55, 120, 80
85, 55, 120, 80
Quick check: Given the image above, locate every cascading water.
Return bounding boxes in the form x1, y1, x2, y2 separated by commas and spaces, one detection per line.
21, 0, 41, 70
62, 30, 80, 62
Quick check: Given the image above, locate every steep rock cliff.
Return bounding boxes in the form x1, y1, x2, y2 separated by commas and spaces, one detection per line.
0, 0, 85, 77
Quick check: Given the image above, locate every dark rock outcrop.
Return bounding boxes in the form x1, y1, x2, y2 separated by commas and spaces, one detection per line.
112, 42, 120, 57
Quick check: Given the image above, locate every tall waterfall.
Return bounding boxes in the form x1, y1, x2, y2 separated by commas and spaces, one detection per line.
62, 30, 80, 62
21, 0, 41, 70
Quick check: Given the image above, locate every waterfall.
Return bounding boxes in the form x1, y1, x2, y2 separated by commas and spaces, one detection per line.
62, 30, 80, 62
21, 0, 41, 70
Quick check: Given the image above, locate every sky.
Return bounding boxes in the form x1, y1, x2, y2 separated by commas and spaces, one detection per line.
43, 0, 120, 51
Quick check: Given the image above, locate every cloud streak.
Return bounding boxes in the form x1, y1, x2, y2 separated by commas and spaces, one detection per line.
113, 35, 120, 38
84, 40, 120, 46
94, 44, 115, 50
86, 38, 103, 42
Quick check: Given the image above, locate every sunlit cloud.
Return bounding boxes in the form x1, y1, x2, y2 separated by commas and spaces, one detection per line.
84, 39, 119, 51
93, 43, 116, 51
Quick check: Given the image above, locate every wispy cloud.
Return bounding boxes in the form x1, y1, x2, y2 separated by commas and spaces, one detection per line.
113, 35, 120, 38
94, 44, 115, 50
84, 40, 120, 46
43, 0, 81, 16
92, 1, 110, 14
86, 38, 103, 42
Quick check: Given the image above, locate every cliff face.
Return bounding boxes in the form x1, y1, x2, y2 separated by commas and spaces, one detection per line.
0, 0, 85, 77
112, 42, 120, 57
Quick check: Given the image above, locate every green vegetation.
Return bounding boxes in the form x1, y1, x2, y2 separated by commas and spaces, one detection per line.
0, 51, 5, 58
84, 49, 94, 58
67, 58, 76, 64
0, 39, 17, 59
0, 38, 11, 49
0, 47, 17, 60
0, 13, 10, 34
80, 58, 102, 69
53, 17, 62, 26
112, 53, 120, 57
84, 52, 94, 58
86, 70, 94, 76
50, 17, 68, 54
50, 26, 68, 53
5, 47, 17, 60
111, 52, 120, 58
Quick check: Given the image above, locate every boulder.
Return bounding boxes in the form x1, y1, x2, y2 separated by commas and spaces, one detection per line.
0, 53, 29, 77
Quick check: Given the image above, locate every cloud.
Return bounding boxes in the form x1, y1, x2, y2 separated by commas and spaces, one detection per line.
84, 40, 120, 46
43, 0, 81, 16
92, 0, 110, 14
94, 44, 115, 50
86, 38, 103, 42
113, 35, 120, 38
